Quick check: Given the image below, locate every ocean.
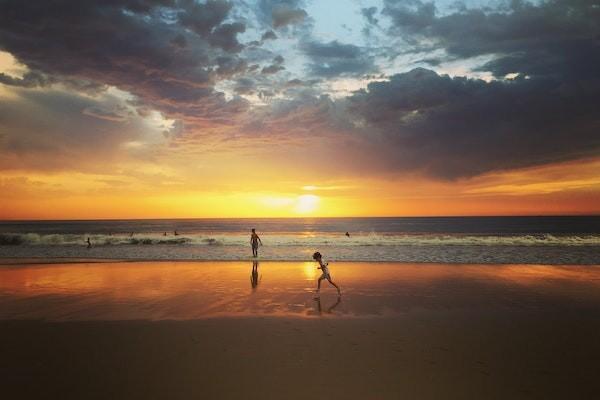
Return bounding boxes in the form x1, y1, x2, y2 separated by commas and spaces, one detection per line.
1, 216, 599, 264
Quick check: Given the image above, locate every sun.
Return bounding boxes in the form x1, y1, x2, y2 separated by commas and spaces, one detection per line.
295, 194, 320, 214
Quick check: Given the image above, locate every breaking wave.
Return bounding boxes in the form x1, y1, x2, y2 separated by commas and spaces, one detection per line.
1, 232, 599, 247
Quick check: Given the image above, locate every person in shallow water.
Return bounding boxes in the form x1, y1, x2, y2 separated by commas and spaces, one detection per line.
250, 228, 262, 257
313, 251, 341, 297
86, 237, 91, 248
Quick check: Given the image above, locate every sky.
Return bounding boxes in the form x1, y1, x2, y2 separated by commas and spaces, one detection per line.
0, 0, 598, 219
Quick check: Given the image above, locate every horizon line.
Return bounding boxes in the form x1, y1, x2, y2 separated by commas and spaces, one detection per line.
1, 214, 599, 222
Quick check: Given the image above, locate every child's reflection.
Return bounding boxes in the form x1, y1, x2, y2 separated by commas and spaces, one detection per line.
315, 295, 342, 315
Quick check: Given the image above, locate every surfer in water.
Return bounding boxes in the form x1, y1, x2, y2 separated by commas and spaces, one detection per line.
86, 237, 92, 248
250, 228, 262, 257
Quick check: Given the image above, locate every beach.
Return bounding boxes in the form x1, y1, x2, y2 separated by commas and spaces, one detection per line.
2, 261, 600, 399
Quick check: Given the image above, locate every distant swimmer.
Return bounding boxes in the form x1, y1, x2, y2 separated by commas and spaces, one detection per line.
86, 237, 92, 248
163, 232, 167, 236
345, 232, 350, 237
250, 228, 262, 257
174, 230, 179, 236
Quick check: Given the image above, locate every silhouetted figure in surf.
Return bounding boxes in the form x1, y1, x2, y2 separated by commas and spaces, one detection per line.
86, 237, 92, 248
345, 232, 350, 237
250, 228, 262, 257
174, 230, 179, 236
163, 232, 167, 236
251, 260, 261, 290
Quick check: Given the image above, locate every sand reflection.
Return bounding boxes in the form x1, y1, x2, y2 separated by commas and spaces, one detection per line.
0, 261, 599, 320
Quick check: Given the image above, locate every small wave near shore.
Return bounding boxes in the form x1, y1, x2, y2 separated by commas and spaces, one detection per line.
1, 232, 599, 247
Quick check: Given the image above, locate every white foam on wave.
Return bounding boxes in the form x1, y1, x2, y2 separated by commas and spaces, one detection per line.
1, 232, 599, 247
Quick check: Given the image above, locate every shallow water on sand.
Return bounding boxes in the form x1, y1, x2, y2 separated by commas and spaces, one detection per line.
1, 261, 599, 320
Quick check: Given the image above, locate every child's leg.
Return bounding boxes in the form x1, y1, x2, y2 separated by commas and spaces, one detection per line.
327, 278, 341, 294
317, 276, 324, 291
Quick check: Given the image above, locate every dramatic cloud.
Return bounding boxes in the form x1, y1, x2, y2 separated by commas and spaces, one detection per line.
0, 0, 249, 123
382, 0, 600, 79
347, 67, 600, 178
0, 0, 599, 182
254, 0, 308, 29
302, 40, 377, 77
272, 4, 307, 28
261, 55, 285, 74
0, 87, 167, 171
260, 30, 278, 41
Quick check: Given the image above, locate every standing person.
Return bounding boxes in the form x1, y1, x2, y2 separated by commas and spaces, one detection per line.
86, 237, 92, 248
250, 228, 262, 257
312, 251, 341, 297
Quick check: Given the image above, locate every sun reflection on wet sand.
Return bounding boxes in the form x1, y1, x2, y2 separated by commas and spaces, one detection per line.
0, 261, 599, 320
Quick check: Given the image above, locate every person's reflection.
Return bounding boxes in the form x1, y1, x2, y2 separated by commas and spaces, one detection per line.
315, 295, 342, 315
250, 260, 261, 290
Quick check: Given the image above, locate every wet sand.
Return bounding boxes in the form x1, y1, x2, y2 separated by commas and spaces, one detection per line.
1, 261, 600, 399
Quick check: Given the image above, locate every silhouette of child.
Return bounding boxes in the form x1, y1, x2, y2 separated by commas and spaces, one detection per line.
313, 251, 341, 297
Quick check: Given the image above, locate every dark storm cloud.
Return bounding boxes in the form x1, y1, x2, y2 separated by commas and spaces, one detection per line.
346, 68, 600, 179
281, 0, 600, 179
0, 0, 248, 122
382, 0, 600, 79
302, 40, 377, 77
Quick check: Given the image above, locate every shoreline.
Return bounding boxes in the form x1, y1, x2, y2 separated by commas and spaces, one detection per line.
2, 256, 599, 266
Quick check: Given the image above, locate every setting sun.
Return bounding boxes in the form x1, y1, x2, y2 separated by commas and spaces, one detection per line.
295, 195, 320, 214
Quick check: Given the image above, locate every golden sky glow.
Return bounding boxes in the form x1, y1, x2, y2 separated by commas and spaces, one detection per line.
1, 156, 598, 219
1, 0, 599, 221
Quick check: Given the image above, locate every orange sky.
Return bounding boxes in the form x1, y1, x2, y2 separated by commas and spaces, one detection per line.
1, 53, 598, 219
1, 157, 598, 219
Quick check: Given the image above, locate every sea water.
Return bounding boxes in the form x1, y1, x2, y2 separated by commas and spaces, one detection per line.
1, 217, 599, 264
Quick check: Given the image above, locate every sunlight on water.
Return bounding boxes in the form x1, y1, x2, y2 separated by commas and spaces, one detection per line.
1, 262, 599, 321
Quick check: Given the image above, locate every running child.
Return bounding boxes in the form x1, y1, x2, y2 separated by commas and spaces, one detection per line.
312, 251, 341, 297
